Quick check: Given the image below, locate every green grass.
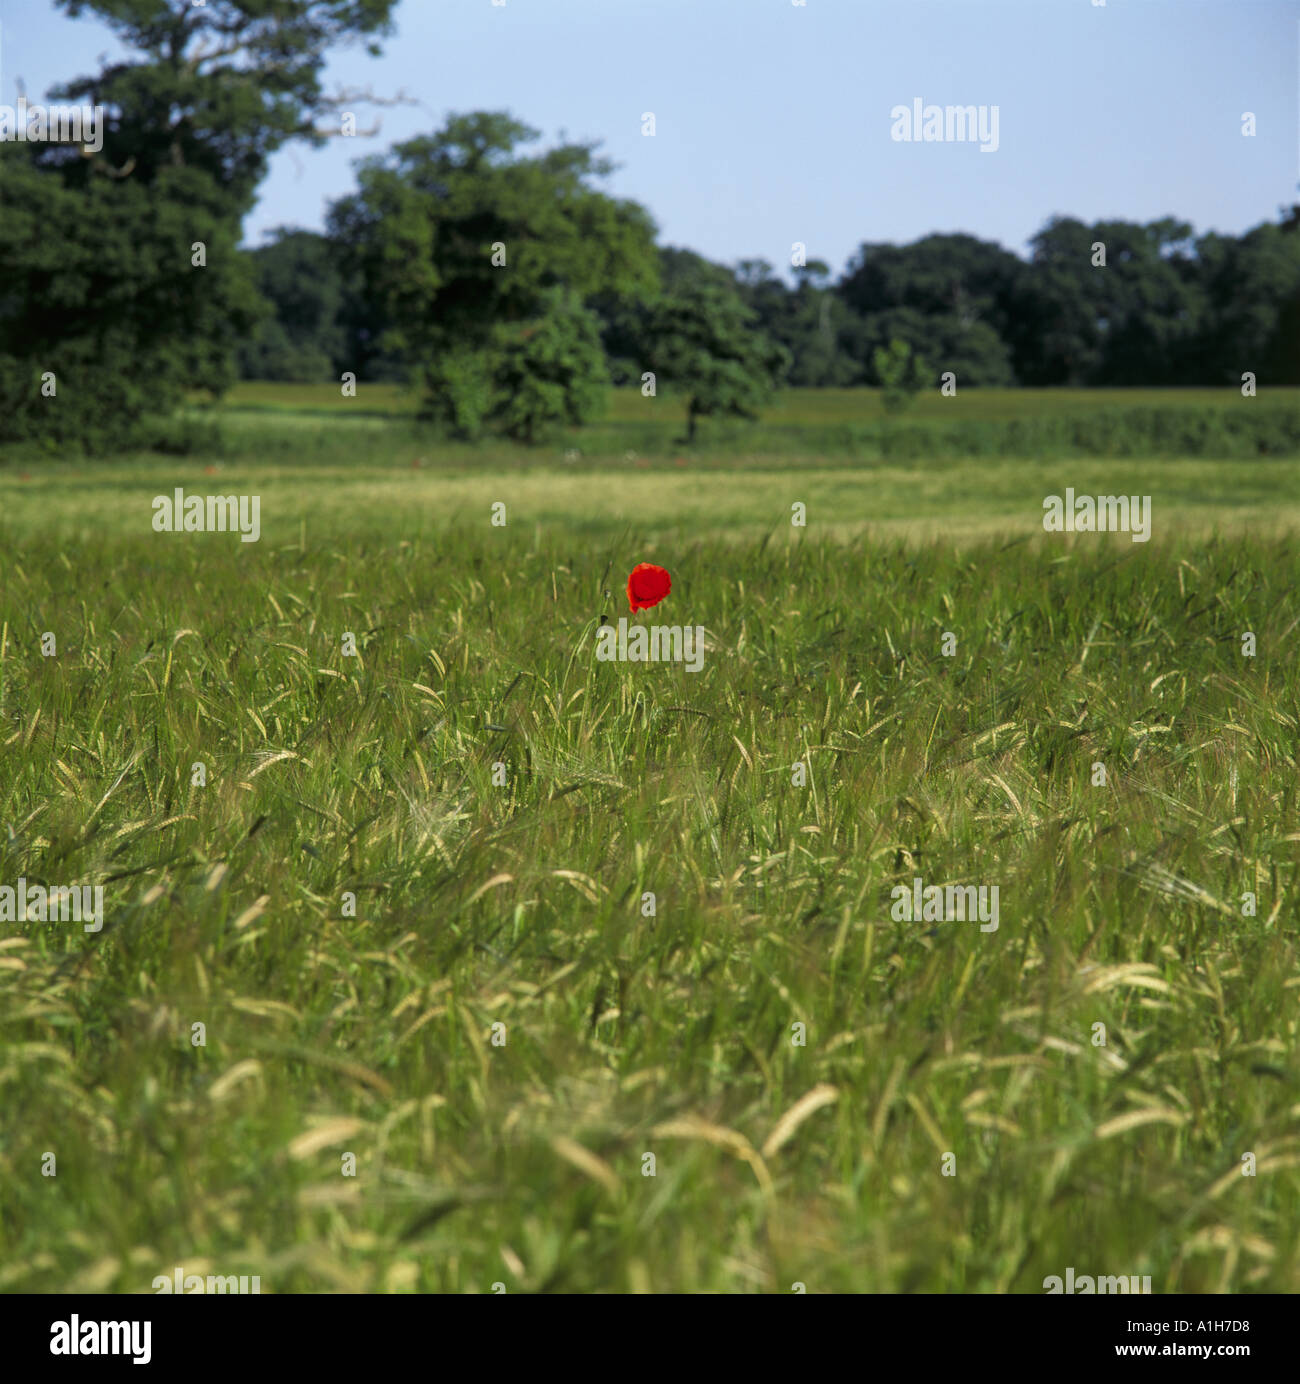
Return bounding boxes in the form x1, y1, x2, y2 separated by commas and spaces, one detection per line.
4, 451, 1300, 544
1, 452, 1297, 1291
154, 383, 1300, 467
214, 381, 1300, 425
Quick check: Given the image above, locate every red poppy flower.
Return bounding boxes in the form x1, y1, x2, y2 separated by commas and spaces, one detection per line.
627, 563, 671, 613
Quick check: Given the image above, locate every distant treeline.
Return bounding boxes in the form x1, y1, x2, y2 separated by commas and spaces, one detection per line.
2, 0, 1296, 453
241, 210, 1300, 391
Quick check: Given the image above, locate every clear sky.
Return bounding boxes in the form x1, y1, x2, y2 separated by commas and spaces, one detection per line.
4, 0, 1297, 274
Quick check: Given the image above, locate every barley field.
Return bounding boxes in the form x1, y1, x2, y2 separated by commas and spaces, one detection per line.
1, 417, 1296, 1294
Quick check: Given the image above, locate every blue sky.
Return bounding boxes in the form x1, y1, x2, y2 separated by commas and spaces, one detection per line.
3, 0, 1297, 274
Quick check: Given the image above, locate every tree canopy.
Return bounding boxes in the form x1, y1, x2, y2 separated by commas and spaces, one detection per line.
646, 282, 791, 443
327, 111, 660, 435
5, 4, 1298, 454
1, 0, 401, 449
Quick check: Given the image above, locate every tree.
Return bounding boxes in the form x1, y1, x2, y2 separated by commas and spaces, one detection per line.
49, 0, 402, 212
872, 338, 927, 413
785, 261, 862, 386
1005, 218, 1101, 385
238, 229, 346, 382
1, 0, 401, 449
838, 232, 1025, 381
328, 111, 659, 433
487, 291, 609, 443
1077, 218, 1201, 386
1191, 220, 1300, 385
850, 306, 1014, 388
1013, 216, 1207, 385
732, 258, 860, 386
0, 153, 261, 449
591, 244, 733, 384
646, 282, 790, 443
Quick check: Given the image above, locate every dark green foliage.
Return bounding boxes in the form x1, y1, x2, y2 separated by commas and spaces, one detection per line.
836, 217, 1300, 388
851, 309, 1013, 390
421, 347, 498, 441
1012, 217, 1202, 386
839, 232, 1026, 382
592, 245, 734, 385
1192, 220, 1300, 386
872, 337, 928, 412
0, 154, 260, 451
8, 0, 1300, 455
416, 294, 608, 443
329, 111, 659, 436
645, 282, 791, 442
235, 226, 410, 385
237, 230, 346, 383
0, 1, 400, 451
730, 258, 862, 387
51, 0, 400, 212
486, 291, 609, 443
